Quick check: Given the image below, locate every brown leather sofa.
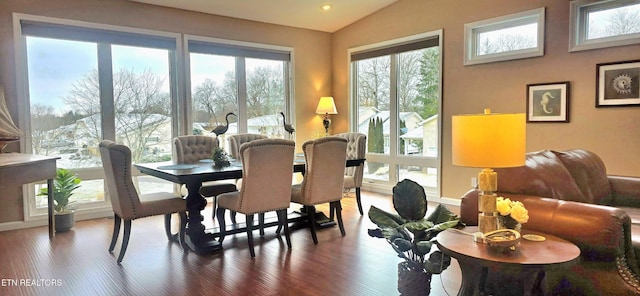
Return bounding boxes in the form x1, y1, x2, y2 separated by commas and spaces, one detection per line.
459, 149, 640, 295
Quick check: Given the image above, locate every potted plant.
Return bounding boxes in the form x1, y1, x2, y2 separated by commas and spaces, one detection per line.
368, 179, 461, 296
38, 168, 81, 232
212, 147, 231, 169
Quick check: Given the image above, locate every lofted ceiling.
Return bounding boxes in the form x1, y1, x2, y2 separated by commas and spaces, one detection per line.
128, 0, 398, 33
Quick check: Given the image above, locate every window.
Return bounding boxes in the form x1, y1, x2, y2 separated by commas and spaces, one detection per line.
186, 37, 292, 151
17, 14, 178, 217
350, 31, 442, 198
464, 8, 545, 65
570, 0, 640, 51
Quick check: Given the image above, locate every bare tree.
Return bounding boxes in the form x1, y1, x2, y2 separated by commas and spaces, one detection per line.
356, 56, 390, 110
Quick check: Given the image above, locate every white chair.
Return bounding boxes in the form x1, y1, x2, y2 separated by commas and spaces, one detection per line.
216, 138, 295, 258
335, 132, 367, 215
173, 135, 237, 220
99, 140, 187, 263
291, 136, 348, 244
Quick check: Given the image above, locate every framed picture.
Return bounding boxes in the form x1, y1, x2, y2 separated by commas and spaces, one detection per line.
596, 60, 640, 107
526, 81, 570, 123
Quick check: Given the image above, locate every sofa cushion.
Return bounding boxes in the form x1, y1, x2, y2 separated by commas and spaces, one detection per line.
495, 150, 586, 202
553, 149, 613, 205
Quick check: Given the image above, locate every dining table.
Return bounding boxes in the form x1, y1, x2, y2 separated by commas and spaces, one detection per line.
134, 156, 365, 254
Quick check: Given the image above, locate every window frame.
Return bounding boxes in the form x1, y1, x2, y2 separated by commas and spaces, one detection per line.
348, 30, 443, 198
464, 7, 545, 66
569, 0, 640, 52
183, 35, 294, 138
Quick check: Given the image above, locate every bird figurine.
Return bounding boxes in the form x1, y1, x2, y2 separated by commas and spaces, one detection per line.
280, 112, 295, 135
212, 112, 236, 137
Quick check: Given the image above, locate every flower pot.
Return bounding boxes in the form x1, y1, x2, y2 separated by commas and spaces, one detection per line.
397, 261, 431, 296
55, 211, 75, 232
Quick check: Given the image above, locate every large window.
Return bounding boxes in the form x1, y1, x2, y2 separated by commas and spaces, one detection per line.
350, 31, 442, 198
186, 37, 292, 152
464, 8, 545, 65
570, 0, 640, 51
18, 15, 179, 217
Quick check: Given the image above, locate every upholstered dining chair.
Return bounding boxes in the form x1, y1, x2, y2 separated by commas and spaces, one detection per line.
216, 138, 295, 258
173, 135, 237, 220
226, 133, 268, 223
99, 140, 187, 264
335, 132, 367, 215
290, 136, 348, 244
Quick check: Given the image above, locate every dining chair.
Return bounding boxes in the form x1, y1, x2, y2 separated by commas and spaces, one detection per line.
226, 133, 268, 223
173, 135, 237, 220
291, 136, 348, 244
216, 138, 295, 258
335, 132, 367, 215
99, 140, 187, 264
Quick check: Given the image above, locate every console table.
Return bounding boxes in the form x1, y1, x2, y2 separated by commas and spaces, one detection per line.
0, 153, 59, 237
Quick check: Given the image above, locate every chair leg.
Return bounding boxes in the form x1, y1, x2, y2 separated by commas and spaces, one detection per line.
356, 187, 363, 215
179, 211, 188, 253
332, 201, 346, 236
164, 213, 178, 242
306, 205, 318, 244
117, 219, 132, 264
246, 214, 256, 258
211, 196, 218, 220
277, 209, 291, 249
216, 207, 226, 243
109, 214, 121, 253
258, 213, 265, 237
230, 211, 237, 224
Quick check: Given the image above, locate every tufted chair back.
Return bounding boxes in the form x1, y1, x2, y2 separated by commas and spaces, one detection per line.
99, 140, 141, 220
335, 132, 366, 187
173, 135, 219, 164
296, 136, 347, 205
227, 133, 268, 160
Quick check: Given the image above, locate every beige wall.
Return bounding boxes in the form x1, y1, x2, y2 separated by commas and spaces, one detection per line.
0, 0, 331, 223
332, 0, 640, 199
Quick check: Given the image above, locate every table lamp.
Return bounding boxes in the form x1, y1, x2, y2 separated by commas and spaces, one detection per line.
452, 109, 526, 233
315, 96, 337, 135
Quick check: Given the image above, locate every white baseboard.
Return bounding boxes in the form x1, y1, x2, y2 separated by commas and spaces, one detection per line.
0, 209, 113, 232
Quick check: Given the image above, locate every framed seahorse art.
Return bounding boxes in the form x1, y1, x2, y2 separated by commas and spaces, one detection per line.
526, 81, 570, 122
596, 60, 640, 108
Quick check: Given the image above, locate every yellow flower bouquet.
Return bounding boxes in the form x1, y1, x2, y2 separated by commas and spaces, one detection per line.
496, 197, 529, 230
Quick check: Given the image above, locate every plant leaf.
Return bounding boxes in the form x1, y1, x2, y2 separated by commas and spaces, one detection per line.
426, 204, 458, 224
424, 251, 452, 274
403, 219, 434, 233
392, 179, 427, 220
414, 240, 433, 256
392, 238, 412, 252
368, 205, 405, 229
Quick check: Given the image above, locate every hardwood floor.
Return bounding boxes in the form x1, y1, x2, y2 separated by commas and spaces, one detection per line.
0, 191, 461, 296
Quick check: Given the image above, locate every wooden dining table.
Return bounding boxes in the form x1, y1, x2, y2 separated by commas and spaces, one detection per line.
134, 156, 365, 254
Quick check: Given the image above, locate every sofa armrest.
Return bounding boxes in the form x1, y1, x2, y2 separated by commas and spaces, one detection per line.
609, 175, 640, 208
460, 189, 631, 262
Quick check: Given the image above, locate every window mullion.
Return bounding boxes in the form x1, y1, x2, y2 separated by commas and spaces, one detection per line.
98, 43, 115, 141
236, 57, 248, 133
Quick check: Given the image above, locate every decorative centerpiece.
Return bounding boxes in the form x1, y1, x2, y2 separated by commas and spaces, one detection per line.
368, 179, 461, 296
496, 196, 529, 232
212, 147, 230, 169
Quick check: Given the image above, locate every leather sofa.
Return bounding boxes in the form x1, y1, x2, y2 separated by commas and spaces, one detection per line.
459, 149, 640, 295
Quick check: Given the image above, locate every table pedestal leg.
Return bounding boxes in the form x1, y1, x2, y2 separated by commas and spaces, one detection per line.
457, 262, 486, 296
185, 181, 221, 254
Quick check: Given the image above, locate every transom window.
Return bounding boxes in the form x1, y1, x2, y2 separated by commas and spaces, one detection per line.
464, 8, 545, 65
570, 0, 640, 51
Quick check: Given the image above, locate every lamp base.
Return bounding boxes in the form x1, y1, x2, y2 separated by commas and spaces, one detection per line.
322, 116, 331, 135
478, 213, 500, 234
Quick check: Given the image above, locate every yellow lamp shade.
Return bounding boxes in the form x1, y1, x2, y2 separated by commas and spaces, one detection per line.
452, 111, 526, 168
315, 97, 338, 115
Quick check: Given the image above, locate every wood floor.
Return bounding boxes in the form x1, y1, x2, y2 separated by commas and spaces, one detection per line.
0, 191, 461, 296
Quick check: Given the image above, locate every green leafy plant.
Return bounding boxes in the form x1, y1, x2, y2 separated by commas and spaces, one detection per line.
368, 179, 461, 274
37, 168, 81, 213
212, 147, 230, 168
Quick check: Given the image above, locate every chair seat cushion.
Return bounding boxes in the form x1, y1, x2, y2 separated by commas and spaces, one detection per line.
291, 183, 304, 205
200, 181, 237, 197
217, 191, 240, 212
137, 192, 186, 218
